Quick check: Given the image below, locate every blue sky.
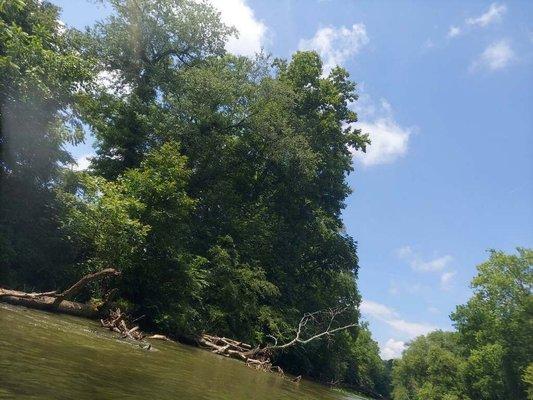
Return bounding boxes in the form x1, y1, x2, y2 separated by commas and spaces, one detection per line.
53, 0, 533, 359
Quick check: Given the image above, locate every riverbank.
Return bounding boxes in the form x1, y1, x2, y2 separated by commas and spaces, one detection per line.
0, 272, 377, 397
0, 303, 369, 400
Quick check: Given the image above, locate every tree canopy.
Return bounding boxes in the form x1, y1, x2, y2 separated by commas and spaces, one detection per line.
392, 248, 533, 400
0, 0, 387, 396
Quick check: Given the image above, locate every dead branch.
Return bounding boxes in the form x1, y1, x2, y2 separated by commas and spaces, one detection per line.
52, 268, 120, 306
0, 268, 120, 317
100, 308, 144, 341
0, 289, 57, 299
261, 307, 357, 352
196, 307, 357, 377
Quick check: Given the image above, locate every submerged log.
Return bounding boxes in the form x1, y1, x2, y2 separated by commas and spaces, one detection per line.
0, 268, 120, 318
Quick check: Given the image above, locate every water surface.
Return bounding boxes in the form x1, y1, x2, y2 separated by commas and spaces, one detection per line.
0, 304, 366, 400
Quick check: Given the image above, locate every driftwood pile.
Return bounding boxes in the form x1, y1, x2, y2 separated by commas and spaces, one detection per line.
196, 307, 357, 378
100, 308, 144, 341
197, 334, 282, 374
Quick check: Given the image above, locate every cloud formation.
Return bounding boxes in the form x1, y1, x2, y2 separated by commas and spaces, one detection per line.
397, 246, 457, 291
470, 39, 514, 72
299, 24, 369, 74
397, 246, 453, 272
447, 25, 461, 38
446, 3, 506, 42
72, 154, 92, 171
381, 338, 406, 359
209, 0, 267, 57
440, 271, 457, 289
350, 95, 412, 167
466, 3, 507, 27
361, 300, 437, 338
356, 119, 411, 166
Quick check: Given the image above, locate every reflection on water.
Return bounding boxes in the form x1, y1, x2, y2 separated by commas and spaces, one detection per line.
0, 304, 366, 400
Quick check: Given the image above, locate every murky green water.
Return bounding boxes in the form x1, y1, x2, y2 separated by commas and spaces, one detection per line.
0, 304, 366, 400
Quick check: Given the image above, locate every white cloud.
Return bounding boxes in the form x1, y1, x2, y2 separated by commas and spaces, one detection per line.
360, 300, 396, 319
466, 3, 507, 27
381, 338, 406, 359
361, 300, 437, 339
413, 255, 454, 272
440, 271, 457, 289
356, 119, 411, 166
349, 95, 412, 167
445, 3, 506, 41
397, 246, 453, 272
387, 319, 437, 338
389, 280, 426, 296
447, 25, 461, 38
72, 154, 93, 171
470, 39, 514, 72
397, 245, 413, 259
209, 0, 267, 57
299, 24, 369, 74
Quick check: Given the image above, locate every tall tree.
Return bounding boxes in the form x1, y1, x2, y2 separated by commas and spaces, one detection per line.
391, 248, 533, 400
0, 0, 91, 288
451, 248, 533, 400
79, 0, 234, 178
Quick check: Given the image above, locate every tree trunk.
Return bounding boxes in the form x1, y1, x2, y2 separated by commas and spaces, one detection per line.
0, 268, 120, 318
0, 290, 99, 317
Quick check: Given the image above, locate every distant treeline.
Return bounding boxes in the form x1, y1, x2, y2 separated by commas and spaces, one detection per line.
393, 248, 532, 400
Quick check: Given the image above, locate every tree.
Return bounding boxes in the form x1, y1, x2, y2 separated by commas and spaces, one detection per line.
391, 249, 533, 400
78, 0, 234, 178
451, 248, 533, 400
1, 0, 388, 392
0, 0, 92, 288
392, 331, 467, 400
345, 323, 392, 397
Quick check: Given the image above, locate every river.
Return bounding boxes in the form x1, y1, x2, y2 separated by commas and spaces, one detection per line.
0, 303, 367, 399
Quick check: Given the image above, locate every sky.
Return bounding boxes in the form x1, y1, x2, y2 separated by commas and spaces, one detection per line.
53, 0, 533, 359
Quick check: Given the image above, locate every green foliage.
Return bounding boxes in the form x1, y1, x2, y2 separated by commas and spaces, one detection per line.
0, 0, 92, 288
392, 248, 532, 400
451, 248, 533, 399
201, 236, 280, 342
79, 0, 234, 178
1, 0, 386, 396
392, 331, 467, 400
524, 363, 533, 400
346, 323, 392, 395
58, 173, 149, 274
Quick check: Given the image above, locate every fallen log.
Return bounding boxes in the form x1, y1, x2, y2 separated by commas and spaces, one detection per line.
195, 307, 357, 375
0, 268, 120, 318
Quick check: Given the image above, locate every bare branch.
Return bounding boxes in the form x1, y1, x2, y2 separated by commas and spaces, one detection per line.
263, 307, 357, 351
53, 268, 120, 306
